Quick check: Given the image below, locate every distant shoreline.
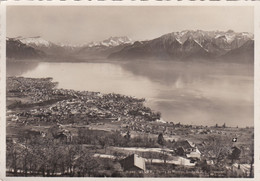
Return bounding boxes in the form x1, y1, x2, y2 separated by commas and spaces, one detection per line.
6, 57, 255, 68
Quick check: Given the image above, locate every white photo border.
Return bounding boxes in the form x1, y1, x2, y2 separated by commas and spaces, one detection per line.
0, 1, 259, 181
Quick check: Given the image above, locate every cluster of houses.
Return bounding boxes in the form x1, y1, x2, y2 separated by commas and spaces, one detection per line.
9, 77, 213, 138
7, 77, 58, 103
17, 123, 73, 144
118, 142, 250, 177
8, 77, 160, 127
120, 120, 219, 137
7, 77, 99, 105
119, 140, 201, 172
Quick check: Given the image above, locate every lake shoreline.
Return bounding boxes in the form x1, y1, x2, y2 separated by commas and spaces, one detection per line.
7, 59, 254, 127
6, 57, 255, 67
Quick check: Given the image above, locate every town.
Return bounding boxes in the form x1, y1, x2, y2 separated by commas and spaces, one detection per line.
6, 77, 254, 177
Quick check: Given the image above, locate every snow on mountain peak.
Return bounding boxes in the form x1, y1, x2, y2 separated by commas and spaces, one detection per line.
88, 36, 132, 47
17, 36, 52, 47
163, 30, 254, 46
225, 34, 236, 43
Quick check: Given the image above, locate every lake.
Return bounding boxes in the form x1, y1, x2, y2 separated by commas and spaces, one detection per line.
7, 60, 254, 127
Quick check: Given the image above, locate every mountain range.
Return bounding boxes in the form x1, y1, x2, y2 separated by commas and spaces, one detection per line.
6, 36, 133, 59
109, 30, 254, 63
13, 36, 83, 57
6, 30, 254, 63
77, 36, 133, 58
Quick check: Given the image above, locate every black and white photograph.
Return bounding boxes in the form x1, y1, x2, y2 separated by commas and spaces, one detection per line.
4, 5, 254, 178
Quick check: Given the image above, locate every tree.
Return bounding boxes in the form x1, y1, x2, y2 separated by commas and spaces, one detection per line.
222, 123, 226, 128
159, 150, 169, 165
203, 135, 230, 166
152, 111, 161, 121
74, 147, 100, 177
113, 151, 125, 161
124, 131, 131, 140
99, 136, 108, 149
229, 146, 241, 164
6, 141, 19, 175
198, 159, 210, 174
157, 133, 165, 146
144, 152, 159, 164
249, 133, 254, 177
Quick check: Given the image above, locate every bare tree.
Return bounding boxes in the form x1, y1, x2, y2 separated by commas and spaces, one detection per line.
202, 135, 230, 166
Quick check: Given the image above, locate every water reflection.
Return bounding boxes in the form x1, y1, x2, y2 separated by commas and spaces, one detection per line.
7, 60, 40, 76
119, 61, 253, 127
7, 60, 254, 127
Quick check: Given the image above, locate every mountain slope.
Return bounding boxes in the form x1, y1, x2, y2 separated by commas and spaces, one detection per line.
8, 36, 133, 59
220, 39, 254, 64
6, 38, 45, 59
18, 36, 53, 47
108, 30, 253, 61
77, 36, 133, 58
15, 36, 82, 56
7, 31, 253, 63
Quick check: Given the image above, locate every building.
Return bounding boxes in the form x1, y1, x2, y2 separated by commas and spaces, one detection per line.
120, 154, 146, 172
173, 140, 201, 160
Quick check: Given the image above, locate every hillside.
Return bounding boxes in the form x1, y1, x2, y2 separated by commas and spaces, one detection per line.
219, 40, 254, 64
6, 38, 45, 59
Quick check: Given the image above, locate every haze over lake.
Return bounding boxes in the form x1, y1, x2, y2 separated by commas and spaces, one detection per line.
7, 60, 253, 127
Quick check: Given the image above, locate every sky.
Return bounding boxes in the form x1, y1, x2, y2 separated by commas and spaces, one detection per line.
7, 6, 254, 44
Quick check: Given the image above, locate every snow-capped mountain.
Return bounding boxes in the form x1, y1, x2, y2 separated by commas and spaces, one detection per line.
16, 36, 88, 49
57, 43, 85, 48
6, 38, 45, 59
77, 36, 133, 58
7, 35, 133, 59
109, 30, 254, 61
10, 36, 132, 58
16, 36, 54, 48
7, 31, 253, 63
13, 36, 85, 56
156, 30, 253, 51
87, 36, 132, 48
